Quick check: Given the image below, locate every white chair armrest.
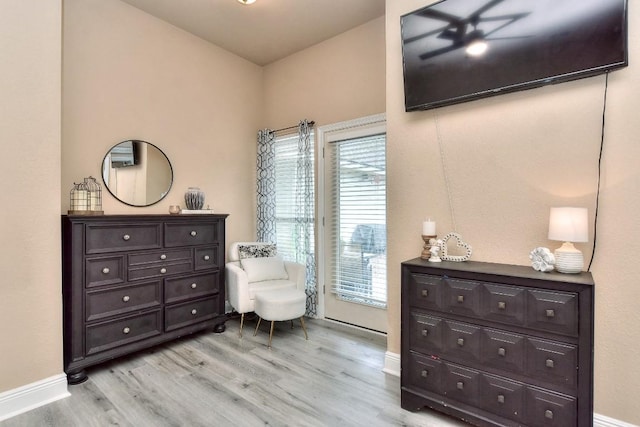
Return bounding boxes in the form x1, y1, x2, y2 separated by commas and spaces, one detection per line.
284, 261, 306, 292
226, 262, 252, 314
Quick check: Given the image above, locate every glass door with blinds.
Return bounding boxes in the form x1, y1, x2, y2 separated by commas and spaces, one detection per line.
321, 116, 387, 333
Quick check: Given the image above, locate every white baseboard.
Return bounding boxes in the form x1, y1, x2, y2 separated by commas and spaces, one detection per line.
0, 374, 70, 422
383, 351, 400, 377
594, 413, 639, 427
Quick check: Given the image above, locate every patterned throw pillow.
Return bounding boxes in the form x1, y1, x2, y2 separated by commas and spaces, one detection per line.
237, 243, 277, 259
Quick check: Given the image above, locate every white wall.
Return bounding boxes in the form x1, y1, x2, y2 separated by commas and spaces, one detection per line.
386, 1, 640, 424
0, 0, 63, 392
62, 0, 263, 245
263, 16, 385, 129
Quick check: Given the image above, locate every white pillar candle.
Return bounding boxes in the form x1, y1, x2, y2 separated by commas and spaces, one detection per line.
422, 219, 436, 236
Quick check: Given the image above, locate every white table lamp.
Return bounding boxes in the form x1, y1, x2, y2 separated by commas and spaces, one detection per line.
548, 207, 588, 274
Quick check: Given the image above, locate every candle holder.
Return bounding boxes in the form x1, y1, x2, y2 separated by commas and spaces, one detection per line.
420, 235, 437, 259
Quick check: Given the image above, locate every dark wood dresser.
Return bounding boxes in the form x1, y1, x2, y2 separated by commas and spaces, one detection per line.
401, 258, 594, 427
62, 214, 228, 384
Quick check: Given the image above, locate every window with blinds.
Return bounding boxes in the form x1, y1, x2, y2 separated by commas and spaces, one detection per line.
328, 133, 386, 308
273, 133, 315, 263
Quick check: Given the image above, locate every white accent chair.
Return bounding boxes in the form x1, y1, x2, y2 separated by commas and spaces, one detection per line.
225, 242, 306, 337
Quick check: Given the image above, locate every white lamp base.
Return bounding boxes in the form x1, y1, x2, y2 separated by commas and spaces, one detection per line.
554, 242, 584, 274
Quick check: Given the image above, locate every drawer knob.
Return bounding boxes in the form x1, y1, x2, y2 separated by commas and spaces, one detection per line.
457, 295, 464, 303
498, 347, 506, 357
497, 394, 505, 404
457, 338, 464, 347
191, 283, 197, 289
545, 410, 554, 420
546, 309, 555, 318
160, 267, 167, 274
203, 255, 210, 261
421, 329, 428, 337
546, 358, 555, 368
498, 301, 506, 310
102, 267, 110, 274
190, 231, 197, 237
160, 254, 167, 260
123, 327, 130, 334
456, 381, 464, 390
122, 295, 130, 302
191, 309, 197, 315
421, 289, 428, 297
421, 369, 428, 378
123, 234, 130, 241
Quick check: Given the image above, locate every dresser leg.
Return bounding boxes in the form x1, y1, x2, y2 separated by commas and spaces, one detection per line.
67, 370, 88, 385
401, 389, 427, 412
213, 322, 226, 333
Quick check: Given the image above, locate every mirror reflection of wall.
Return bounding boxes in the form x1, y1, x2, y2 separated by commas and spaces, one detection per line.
102, 140, 173, 207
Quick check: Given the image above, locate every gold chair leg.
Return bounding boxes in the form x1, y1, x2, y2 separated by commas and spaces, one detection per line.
268, 321, 275, 348
300, 317, 308, 340
239, 313, 245, 337
254, 317, 262, 336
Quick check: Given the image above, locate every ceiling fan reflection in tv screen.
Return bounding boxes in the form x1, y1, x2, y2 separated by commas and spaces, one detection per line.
400, 0, 628, 111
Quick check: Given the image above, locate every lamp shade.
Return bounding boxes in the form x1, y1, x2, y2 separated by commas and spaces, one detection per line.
548, 207, 588, 243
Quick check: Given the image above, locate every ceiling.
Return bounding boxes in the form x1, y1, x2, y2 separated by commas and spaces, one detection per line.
120, 0, 386, 66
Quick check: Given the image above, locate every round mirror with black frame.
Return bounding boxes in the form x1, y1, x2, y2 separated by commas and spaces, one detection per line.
102, 140, 173, 207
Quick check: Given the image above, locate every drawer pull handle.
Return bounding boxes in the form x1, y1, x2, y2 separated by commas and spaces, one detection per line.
160, 254, 167, 260
190, 231, 197, 237
123, 327, 130, 334
123, 234, 130, 241
421, 329, 428, 337
497, 394, 505, 404
457, 338, 464, 347
546, 309, 555, 318
421, 289, 428, 297
545, 410, 554, 420
498, 301, 506, 310
122, 295, 130, 302
160, 268, 167, 274
421, 370, 428, 378
457, 295, 464, 303
498, 347, 506, 357
191, 283, 197, 289
102, 267, 110, 274
456, 381, 464, 390
203, 255, 210, 261
191, 309, 198, 315
546, 359, 555, 368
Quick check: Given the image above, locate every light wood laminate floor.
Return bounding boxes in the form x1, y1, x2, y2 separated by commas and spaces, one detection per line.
1, 318, 467, 427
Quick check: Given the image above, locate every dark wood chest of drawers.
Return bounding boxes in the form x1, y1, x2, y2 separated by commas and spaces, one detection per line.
62, 214, 228, 384
401, 258, 594, 427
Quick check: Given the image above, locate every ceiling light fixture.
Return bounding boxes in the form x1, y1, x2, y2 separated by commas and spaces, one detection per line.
237, 0, 257, 4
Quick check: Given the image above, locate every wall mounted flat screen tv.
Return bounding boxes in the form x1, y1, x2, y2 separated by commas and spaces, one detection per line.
401, 0, 628, 111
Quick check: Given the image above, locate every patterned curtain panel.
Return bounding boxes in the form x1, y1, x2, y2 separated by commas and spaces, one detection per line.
255, 121, 318, 317
296, 119, 317, 317
256, 129, 276, 243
